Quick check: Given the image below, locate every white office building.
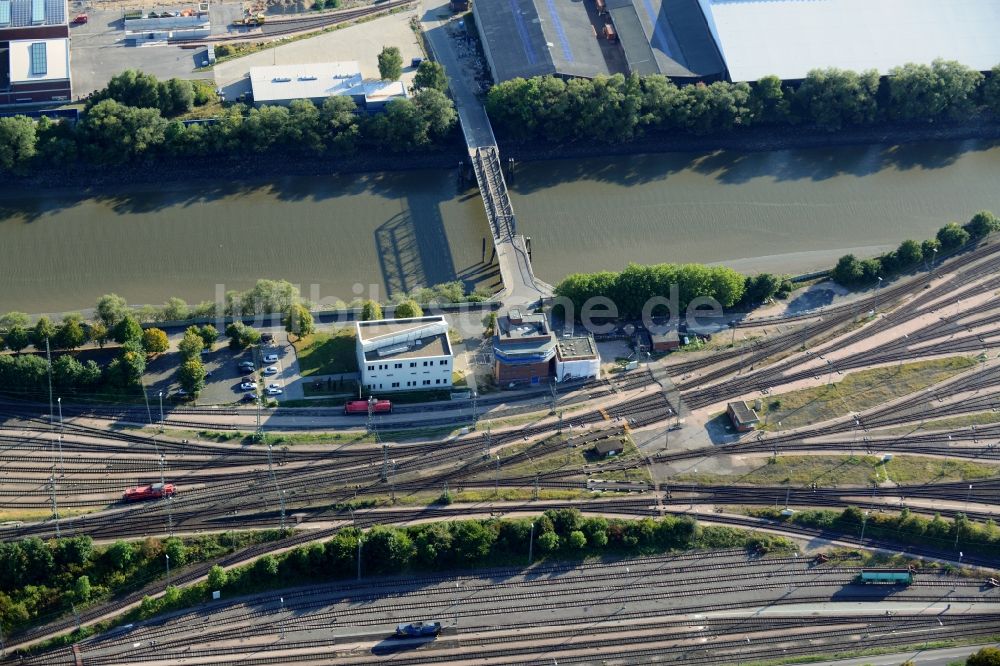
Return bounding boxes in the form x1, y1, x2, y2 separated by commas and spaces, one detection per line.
356, 316, 453, 393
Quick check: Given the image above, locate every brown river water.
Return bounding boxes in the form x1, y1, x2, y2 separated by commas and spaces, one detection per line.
1, 138, 999, 314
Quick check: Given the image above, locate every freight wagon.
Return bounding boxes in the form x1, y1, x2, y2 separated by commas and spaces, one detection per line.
857, 567, 915, 585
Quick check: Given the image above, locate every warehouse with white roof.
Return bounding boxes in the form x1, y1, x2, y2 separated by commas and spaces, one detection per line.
698, 0, 1000, 82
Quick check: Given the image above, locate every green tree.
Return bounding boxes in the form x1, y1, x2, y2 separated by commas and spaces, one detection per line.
537, 531, 559, 553
198, 325, 219, 347
164, 537, 187, 567
366, 98, 429, 151
983, 65, 1000, 114
449, 521, 495, 564
831, 254, 865, 287
886, 59, 982, 122
413, 88, 457, 140
207, 564, 228, 590
107, 540, 136, 570
178, 328, 204, 359
113, 316, 143, 344
393, 300, 423, 319
743, 273, 782, 306
320, 96, 361, 154
91, 69, 162, 111
80, 99, 168, 163
160, 78, 195, 116
88, 322, 109, 349
937, 222, 971, 250
748, 75, 789, 124
0, 312, 29, 331
795, 68, 879, 131
377, 46, 403, 81
32, 316, 56, 348
114, 340, 147, 386
0, 116, 38, 173
965, 210, 1000, 238
161, 297, 190, 321
178, 357, 207, 395
284, 303, 315, 338
567, 530, 587, 550
413, 60, 448, 92
360, 300, 383, 321
96, 294, 130, 329
362, 526, 415, 574
55, 315, 89, 350
225, 322, 261, 350
142, 327, 170, 354
895, 239, 923, 268
3, 326, 31, 354
73, 575, 92, 603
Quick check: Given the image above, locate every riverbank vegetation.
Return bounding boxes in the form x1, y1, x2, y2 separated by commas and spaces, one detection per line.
487, 60, 999, 144
554, 263, 791, 317
0, 531, 284, 636
0, 69, 458, 174
831, 211, 1000, 288
751, 506, 999, 559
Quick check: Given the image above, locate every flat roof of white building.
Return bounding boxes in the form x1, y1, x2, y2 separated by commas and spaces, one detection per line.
249, 61, 363, 103
8, 38, 69, 83
701, 0, 1000, 82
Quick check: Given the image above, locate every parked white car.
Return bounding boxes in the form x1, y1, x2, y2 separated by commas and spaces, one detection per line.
263, 366, 278, 376
265, 387, 283, 395
239, 382, 258, 391
263, 354, 278, 363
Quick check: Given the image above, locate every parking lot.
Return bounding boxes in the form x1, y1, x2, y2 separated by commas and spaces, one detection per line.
144, 329, 303, 406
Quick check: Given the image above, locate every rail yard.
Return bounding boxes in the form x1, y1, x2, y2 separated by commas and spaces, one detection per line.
3, 238, 1000, 664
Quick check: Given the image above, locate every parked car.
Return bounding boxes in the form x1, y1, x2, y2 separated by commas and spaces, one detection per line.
263, 354, 278, 363
267, 383, 281, 390
239, 382, 258, 391
241, 393, 257, 403
241, 375, 253, 383
238, 361, 255, 370
265, 387, 283, 395
260, 333, 274, 343
263, 366, 278, 376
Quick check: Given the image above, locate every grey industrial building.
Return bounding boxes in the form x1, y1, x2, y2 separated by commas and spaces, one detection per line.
475, 0, 1000, 85
473, 0, 724, 84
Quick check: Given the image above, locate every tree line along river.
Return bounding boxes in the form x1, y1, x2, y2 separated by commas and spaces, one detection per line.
1, 138, 999, 315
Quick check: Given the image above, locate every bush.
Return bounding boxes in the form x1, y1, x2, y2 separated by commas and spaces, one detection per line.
141, 328, 170, 354
393, 300, 424, 319
226, 322, 261, 350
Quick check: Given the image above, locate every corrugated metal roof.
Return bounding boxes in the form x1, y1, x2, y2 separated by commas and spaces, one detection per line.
705, 0, 1000, 82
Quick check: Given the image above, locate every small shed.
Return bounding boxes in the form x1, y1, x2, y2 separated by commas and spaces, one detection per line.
594, 439, 624, 457
650, 329, 680, 352
727, 401, 759, 432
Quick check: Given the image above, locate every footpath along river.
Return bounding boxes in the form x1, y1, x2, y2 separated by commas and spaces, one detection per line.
1, 138, 999, 314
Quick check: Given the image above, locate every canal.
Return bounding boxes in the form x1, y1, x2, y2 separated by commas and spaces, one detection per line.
1, 138, 999, 314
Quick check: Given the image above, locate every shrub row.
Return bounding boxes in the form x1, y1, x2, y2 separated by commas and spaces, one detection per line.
0, 70, 457, 172
553, 263, 788, 318
831, 211, 999, 288
487, 60, 1000, 143
0, 532, 282, 635
760, 506, 1000, 559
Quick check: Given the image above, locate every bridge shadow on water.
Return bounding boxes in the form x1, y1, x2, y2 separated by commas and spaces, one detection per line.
373, 184, 499, 298
508, 137, 1000, 195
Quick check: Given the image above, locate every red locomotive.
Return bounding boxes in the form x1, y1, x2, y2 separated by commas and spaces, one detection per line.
343, 399, 392, 415
123, 482, 176, 502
